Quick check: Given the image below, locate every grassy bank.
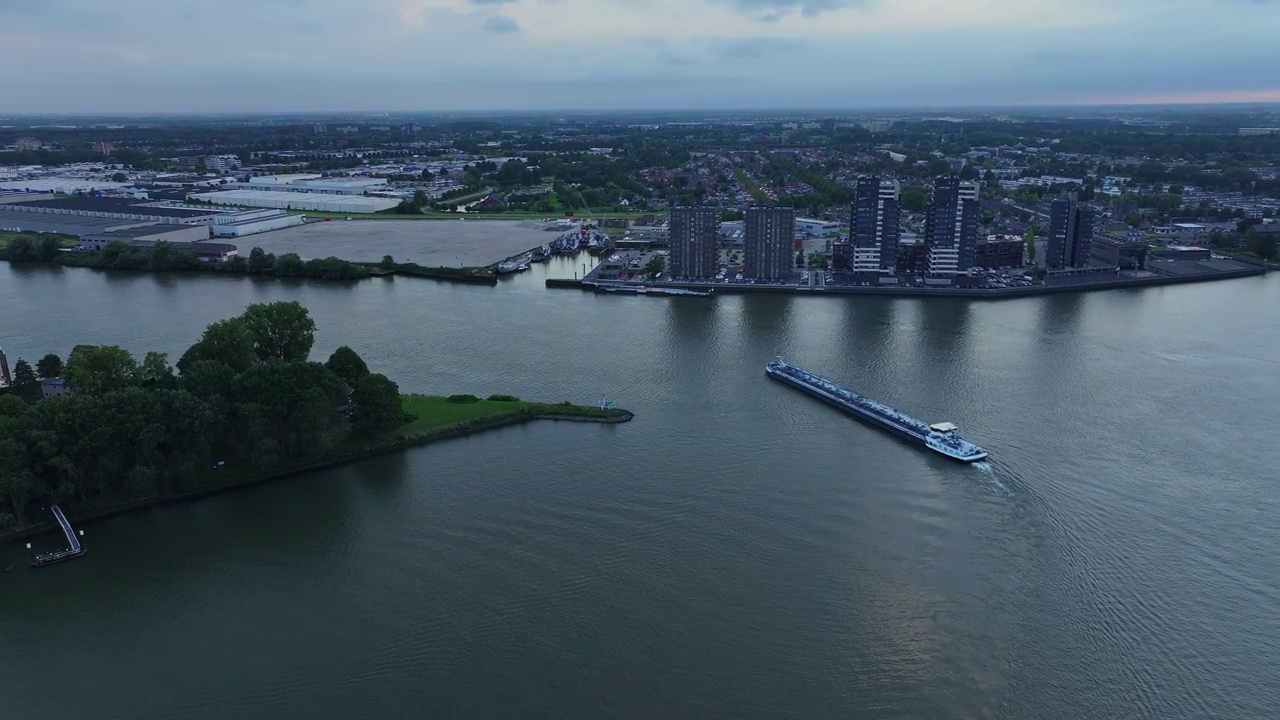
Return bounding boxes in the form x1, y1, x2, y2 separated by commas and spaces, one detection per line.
2, 394, 631, 547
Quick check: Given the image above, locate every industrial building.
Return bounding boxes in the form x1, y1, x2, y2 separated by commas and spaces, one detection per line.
795, 218, 840, 238
230, 175, 389, 195
850, 176, 900, 276
187, 190, 399, 214
744, 206, 795, 280
0, 191, 56, 204
2, 196, 223, 225
925, 176, 980, 277
210, 209, 305, 238
0, 209, 153, 235
80, 224, 211, 250
669, 206, 719, 278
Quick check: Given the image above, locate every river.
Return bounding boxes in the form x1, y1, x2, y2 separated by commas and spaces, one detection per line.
2, 258, 1278, 719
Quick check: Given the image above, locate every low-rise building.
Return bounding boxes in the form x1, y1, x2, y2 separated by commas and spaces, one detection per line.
41, 377, 72, 398
79, 224, 211, 250
976, 235, 1025, 269
795, 217, 840, 238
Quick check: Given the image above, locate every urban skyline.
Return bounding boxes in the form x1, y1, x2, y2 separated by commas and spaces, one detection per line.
2, 0, 1279, 113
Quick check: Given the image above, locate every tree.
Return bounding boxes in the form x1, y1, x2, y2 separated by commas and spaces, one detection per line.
241, 301, 317, 362
900, 186, 930, 212
64, 345, 138, 395
138, 352, 176, 388
247, 246, 275, 273
420, 169, 434, 181
350, 373, 402, 436
9, 359, 40, 403
273, 253, 304, 277
1026, 227, 1038, 266
36, 353, 64, 379
111, 172, 128, 183
380, 255, 396, 270
644, 256, 665, 278
325, 346, 370, 386
177, 318, 256, 374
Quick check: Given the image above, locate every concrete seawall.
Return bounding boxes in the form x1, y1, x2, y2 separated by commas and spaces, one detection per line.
548, 266, 1267, 300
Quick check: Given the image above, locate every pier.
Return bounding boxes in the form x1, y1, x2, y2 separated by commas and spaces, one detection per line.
28, 504, 86, 567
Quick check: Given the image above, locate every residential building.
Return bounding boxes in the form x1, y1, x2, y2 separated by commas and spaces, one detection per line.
925, 176, 980, 276
204, 155, 242, 173
744, 206, 795, 280
976, 235, 1026, 269
896, 238, 928, 276
850, 176, 900, 274
669, 206, 719, 278
14, 137, 41, 151
41, 377, 72, 398
1047, 193, 1095, 270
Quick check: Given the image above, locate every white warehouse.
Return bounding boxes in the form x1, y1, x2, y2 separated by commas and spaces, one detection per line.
796, 218, 840, 238
187, 190, 400, 214
209, 209, 306, 237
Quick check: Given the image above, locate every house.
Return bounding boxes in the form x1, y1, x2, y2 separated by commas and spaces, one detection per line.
41, 377, 72, 398
474, 194, 508, 212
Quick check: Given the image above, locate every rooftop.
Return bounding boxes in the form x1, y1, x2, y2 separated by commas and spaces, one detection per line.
14, 197, 217, 218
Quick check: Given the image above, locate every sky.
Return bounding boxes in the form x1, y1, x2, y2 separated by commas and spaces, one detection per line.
1, 0, 1278, 113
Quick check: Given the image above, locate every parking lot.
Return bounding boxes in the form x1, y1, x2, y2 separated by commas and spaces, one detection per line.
241, 219, 553, 267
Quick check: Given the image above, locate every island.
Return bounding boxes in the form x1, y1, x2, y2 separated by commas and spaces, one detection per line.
0, 301, 630, 544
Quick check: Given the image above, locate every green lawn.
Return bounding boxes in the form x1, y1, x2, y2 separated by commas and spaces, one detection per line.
397, 393, 626, 436
397, 394, 533, 435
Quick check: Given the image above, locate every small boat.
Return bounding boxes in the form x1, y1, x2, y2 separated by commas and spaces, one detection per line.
496, 261, 520, 274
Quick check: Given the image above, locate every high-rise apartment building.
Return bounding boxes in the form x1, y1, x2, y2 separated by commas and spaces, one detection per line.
850, 176, 901, 274
1047, 193, 1095, 270
925, 176, 980, 276
744, 206, 795, 280
669, 206, 720, 278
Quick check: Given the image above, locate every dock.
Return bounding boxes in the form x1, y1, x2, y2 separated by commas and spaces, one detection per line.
28, 504, 86, 567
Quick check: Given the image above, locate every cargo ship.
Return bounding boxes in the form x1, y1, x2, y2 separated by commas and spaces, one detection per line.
765, 358, 988, 462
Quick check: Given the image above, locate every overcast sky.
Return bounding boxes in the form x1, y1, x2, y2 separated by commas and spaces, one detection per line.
2, 0, 1278, 113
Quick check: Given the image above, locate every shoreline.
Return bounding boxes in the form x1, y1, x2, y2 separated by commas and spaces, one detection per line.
548, 264, 1267, 299
1, 404, 633, 548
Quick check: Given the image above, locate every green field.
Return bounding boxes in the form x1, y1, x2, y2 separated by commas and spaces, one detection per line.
398, 393, 626, 436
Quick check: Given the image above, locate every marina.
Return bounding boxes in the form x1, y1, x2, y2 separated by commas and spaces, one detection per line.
765, 359, 988, 462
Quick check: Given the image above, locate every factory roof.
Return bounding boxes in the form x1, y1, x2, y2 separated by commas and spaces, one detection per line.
81, 225, 201, 239
13, 197, 215, 218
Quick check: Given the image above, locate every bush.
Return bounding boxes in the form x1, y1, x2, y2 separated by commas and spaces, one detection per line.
446, 394, 480, 404
487, 394, 520, 402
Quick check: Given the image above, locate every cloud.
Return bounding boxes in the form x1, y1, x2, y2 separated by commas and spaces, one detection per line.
710, 37, 803, 59
482, 14, 521, 32
724, 0, 872, 18
1, 0, 1279, 112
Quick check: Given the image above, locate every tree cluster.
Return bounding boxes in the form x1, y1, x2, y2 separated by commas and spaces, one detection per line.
0, 302, 403, 531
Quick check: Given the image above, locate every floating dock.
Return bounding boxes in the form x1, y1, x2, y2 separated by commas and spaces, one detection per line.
29, 504, 86, 567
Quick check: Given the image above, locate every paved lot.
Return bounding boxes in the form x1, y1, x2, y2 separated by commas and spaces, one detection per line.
241, 219, 555, 267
